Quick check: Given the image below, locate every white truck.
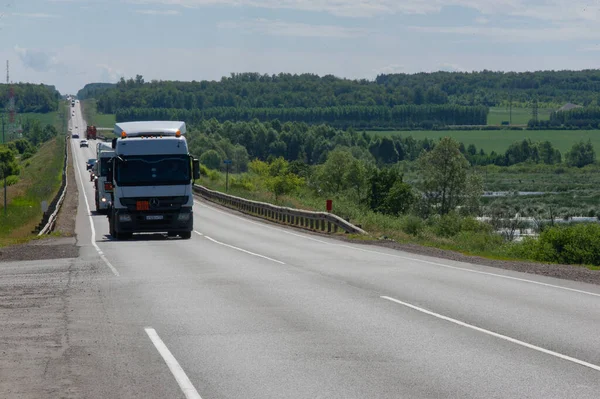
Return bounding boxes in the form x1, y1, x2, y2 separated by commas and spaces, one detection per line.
94, 142, 115, 214
107, 121, 200, 240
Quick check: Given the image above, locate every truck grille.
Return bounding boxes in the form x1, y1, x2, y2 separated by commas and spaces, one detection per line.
120, 196, 189, 211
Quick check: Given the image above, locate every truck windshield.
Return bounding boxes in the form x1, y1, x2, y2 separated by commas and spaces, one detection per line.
115, 154, 190, 186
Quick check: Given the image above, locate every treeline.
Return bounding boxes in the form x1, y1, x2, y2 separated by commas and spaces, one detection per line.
116, 104, 488, 129
76, 83, 117, 100
377, 70, 600, 106
544, 106, 600, 129
186, 119, 594, 172
91, 70, 600, 116
0, 83, 61, 113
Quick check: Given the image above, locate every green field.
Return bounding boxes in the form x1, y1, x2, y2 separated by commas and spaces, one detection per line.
81, 99, 115, 128
368, 129, 600, 153
487, 106, 554, 125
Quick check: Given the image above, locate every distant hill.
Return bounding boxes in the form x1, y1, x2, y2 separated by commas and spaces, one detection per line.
77, 83, 116, 100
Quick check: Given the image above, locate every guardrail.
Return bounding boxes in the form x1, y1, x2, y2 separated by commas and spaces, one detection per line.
193, 184, 366, 235
35, 136, 69, 235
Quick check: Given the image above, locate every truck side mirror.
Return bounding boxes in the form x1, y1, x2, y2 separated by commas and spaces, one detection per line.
111, 138, 117, 149
192, 159, 200, 180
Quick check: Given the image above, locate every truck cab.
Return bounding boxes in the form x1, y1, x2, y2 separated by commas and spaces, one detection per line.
95, 142, 115, 214
107, 121, 200, 240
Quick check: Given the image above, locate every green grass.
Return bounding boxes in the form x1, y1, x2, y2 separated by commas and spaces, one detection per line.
0, 136, 65, 247
81, 99, 116, 128
487, 106, 554, 125
367, 129, 600, 153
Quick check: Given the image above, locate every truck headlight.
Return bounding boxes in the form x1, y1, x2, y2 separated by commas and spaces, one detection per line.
101, 197, 107, 202
119, 214, 132, 222
177, 213, 191, 221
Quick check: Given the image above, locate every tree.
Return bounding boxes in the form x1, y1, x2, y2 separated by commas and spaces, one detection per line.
344, 159, 368, 200
199, 150, 222, 170
318, 149, 354, 193
382, 180, 414, 216
231, 145, 249, 173
267, 173, 304, 201
566, 139, 595, 168
367, 167, 402, 213
417, 137, 470, 215
462, 173, 484, 216
0, 146, 20, 178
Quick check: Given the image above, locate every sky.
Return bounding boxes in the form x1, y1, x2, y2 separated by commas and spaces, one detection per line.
1, 0, 599, 94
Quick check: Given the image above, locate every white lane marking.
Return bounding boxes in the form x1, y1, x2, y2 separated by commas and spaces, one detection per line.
195, 200, 600, 299
145, 327, 203, 399
381, 296, 600, 372
73, 141, 119, 276
194, 230, 285, 265
345, 245, 600, 299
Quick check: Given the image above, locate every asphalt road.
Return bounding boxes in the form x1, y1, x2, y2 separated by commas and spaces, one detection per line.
2, 102, 599, 398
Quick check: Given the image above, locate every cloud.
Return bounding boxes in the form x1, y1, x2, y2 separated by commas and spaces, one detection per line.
11, 12, 60, 18
14, 46, 67, 73
474, 16, 489, 24
218, 18, 369, 38
128, 0, 600, 22
98, 64, 125, 82
406, 23, 600, 43
135, 9, 180, 15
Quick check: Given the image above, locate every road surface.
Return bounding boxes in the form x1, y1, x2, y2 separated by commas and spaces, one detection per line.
1, 102, 599, 398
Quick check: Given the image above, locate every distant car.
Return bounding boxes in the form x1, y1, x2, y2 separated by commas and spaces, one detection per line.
80, 140, 89, 148
86, 158, 97, 170
72, 133, 79, 139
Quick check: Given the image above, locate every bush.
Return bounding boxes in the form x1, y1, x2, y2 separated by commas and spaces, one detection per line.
517, 223, 600, 266
435, 212, 463, 237
5, 175, 19, 186
230, 175, 255, 191
401, 215, 424, 236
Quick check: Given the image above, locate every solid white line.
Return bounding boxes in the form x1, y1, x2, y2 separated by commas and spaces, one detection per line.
145, 327, 203, 399
72, 140, 119, 276
195, 200, 600, 298
194, 230, 285, 264
381, 295, 600, 372
344, 245, 600, 298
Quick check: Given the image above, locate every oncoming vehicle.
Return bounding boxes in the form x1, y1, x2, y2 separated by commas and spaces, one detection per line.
107, 121, 200, 240
72, 133, 79, 139
80, 140, 89, 148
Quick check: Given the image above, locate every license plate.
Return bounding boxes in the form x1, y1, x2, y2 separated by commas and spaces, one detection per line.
146, 215, 164, 221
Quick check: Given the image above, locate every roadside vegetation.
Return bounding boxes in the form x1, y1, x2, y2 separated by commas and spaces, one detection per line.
0, 102, 67, 247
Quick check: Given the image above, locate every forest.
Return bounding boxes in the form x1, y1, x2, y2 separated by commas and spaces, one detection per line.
115, 104, 488, 129
92, 70, 600, 116
0, 83, 61, 113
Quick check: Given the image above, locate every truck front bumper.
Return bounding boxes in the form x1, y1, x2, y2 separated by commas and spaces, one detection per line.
113, 208, 193, 234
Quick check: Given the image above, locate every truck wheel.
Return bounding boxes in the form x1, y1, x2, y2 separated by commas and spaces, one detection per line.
180, 231, 192, 239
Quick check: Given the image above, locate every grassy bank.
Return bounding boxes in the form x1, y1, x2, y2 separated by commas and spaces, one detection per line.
367, 129, 600, 153
0, 136, 66, 247
81, 99, 116, 127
